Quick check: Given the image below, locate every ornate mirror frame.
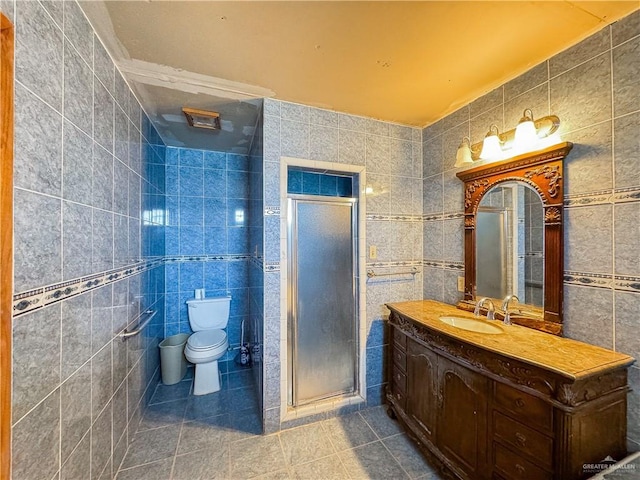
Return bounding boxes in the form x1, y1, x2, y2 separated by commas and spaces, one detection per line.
456, 142, 573, 335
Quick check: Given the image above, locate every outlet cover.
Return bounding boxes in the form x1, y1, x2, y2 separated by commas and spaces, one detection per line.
369, 245, 377, 259
457, 276, 465, 292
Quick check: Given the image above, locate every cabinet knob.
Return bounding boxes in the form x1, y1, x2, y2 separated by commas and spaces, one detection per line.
515, 398, 525, 408
515, 432, 527, 447
515, 464, 526, 476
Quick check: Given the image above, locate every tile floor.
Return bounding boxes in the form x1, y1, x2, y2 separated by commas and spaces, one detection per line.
116, 367, 443, 479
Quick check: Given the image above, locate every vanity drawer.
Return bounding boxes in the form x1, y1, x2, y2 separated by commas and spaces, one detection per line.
493, 412, 553, 468
393, 327, 407, 349
393, 348, 407, 372
494, 382, 553, 432
390, 365, 407, 409
494, 443, 552, 480
392, 365, 407, 395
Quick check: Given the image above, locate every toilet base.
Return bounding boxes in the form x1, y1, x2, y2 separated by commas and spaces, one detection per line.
193, 360, 221, 395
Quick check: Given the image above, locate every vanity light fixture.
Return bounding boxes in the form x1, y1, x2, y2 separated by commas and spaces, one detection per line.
454, 137, 473, 168
479, 125, 503, 161
456, 110, 561, 166
513, 109, 538, 153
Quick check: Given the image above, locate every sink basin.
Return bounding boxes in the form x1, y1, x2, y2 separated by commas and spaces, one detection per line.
439, 316, 504, 335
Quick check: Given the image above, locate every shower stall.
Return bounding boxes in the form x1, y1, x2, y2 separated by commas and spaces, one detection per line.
287, 195, 359, 407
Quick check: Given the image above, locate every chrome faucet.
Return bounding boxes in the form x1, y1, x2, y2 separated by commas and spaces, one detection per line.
501, 294, 520, 325
474, 297, 496, 320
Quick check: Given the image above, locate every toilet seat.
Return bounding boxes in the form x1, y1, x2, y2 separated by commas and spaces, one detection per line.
187, 329, 227, 351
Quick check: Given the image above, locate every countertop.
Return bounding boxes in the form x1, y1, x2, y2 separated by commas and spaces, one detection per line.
386, 300, 635, 382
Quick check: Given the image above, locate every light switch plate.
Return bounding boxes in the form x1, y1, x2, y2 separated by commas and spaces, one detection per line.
369, 245, 377, 259
457, 276, 465, 292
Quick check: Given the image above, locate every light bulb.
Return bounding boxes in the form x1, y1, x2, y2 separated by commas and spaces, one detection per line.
514, 109, 538, 153
479, 125, 503, 161
454, 137, 473, 168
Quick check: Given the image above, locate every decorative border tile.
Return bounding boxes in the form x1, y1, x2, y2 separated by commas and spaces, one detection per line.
422, 259, 465, 271
614, 275, 640, 293
564, 187, 640, 208
563, 272, 640, 293
366, 214, 423, 222
264, 262, 280, 272
367, 260, 422, 269
164, 254, 250, 263
265, 206, 280, 216
563, 271, 613, 289
13, 255, 256, 317
13, 260, 163, 317
423, 212, 465, 221
613, 187, 640, 204
564, 190, 613, 207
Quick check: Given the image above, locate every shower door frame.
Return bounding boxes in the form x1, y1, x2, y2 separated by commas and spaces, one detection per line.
287, 194, 359, 407
278, 157, 367, 422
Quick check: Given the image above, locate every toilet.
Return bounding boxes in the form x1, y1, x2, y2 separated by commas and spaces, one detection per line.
184, 295, 231, 395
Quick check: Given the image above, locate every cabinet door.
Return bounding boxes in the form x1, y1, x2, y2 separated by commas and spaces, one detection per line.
437, 356, 490, 479
406, 339, 438, 441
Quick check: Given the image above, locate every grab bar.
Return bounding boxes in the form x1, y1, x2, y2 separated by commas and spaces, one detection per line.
120, 309, 156, 340
367, 267, 420, 278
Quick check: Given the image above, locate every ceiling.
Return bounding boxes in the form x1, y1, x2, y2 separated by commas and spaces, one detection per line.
80, 1, 639, 153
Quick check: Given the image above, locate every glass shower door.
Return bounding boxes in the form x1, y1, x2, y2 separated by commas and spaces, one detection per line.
288, 195, 358, 406
476, 209, 508, 299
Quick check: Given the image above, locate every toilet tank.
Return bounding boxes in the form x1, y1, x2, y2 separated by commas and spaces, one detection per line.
186, 295, 232, 331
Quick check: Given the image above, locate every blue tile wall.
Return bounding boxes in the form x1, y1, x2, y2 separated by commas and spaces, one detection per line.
248, 112, 265, 408
10, 0, 167, 476
165, 147, 251, 257
287, 169, 353, 197
263, 98, 422, 432
163, 147, 254, 363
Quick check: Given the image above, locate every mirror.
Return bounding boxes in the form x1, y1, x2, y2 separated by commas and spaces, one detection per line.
476, 182, 544, 307
456, 142, 573, 335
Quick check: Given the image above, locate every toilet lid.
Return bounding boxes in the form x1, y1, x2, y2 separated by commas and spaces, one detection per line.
188, 330, 227, 350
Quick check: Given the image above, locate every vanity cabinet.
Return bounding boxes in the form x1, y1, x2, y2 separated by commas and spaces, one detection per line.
392, 329, 490, 479
385, 302, 634, 480
437, 355, 490, 478
405, 335, 437, 441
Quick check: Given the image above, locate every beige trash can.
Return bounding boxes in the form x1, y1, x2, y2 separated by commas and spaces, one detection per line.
159, 333, 189, 385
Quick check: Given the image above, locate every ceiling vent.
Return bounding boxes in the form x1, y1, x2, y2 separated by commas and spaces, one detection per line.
182, 107, 221, 130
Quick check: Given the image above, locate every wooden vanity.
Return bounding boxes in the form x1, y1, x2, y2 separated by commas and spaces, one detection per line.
385, 300, 635, 480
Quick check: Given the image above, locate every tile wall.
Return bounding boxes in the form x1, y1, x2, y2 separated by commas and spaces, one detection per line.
248, 111, 265, 407
287, 169, 353, 197
8, 1, 166, 478
262, 99, 423, 432
422, 9, 640, 450
163, 147, 254, 368
5, 1, 637, 474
